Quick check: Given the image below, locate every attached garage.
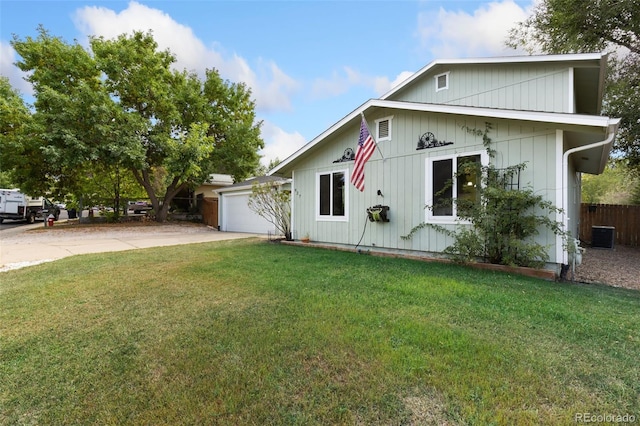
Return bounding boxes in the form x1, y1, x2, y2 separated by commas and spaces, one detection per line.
220, 191, 275, 234
216, 176, 290, 235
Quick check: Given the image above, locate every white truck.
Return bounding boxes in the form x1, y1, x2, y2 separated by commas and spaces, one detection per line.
0, 189, 60, 224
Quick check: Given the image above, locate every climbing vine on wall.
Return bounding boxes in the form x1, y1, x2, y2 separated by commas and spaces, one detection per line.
402, 122, 568, 269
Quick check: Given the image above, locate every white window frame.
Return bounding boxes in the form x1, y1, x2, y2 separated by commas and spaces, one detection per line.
375, 115, 393, 142
435, 72, 450, 92
316, 169, 349, 222
425, 150, 488, 224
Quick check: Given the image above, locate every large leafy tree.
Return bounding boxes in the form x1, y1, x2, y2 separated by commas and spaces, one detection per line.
0, 76, 31, 188
10, 27, 140, 207
90, 31, 263, 221
582, 158, 639, 204
10, 28, 263, 222
508, 0, 640, 170
606, 55, 640, 169
508, 0, 639, 55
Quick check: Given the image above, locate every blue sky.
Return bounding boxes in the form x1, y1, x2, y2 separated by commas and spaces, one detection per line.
1, 0, 534, 166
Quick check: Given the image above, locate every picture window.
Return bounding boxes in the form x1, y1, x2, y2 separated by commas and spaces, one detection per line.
317, 170, 348, 221
427, 152, 486, 221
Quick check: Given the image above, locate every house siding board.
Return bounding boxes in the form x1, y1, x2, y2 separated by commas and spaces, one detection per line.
272, 55, 615, 272
505, 67, 515, 110
540, 132, 561, 260
289, 110, 563, 262
389, 64, 570, 114
297, 125, 358, 243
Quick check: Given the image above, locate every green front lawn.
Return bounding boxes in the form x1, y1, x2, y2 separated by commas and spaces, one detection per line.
1, 239, 639, 425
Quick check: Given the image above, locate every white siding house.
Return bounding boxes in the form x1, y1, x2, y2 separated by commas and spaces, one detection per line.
270, 53, 620, 276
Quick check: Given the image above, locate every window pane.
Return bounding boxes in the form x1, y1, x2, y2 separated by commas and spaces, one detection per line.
456, 155, 481, 216
319, 174, 330, 215
437, 74, 447, 89
432, 159, 453, 216
332, 172, 345, 216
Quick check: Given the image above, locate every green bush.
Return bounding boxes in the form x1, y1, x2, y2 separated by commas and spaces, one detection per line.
101, 209, 120, 223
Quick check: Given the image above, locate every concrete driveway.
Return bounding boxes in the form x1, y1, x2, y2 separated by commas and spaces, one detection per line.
0, 221, 260, 272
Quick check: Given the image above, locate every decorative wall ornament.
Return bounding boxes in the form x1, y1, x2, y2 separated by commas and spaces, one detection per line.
333, 147, 355, 163
416, 132, 454, 150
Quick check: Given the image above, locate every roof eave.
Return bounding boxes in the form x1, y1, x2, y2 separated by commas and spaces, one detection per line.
217, 177, 291, 193
269, 99, 376, 176
269, 99, 617, 177
596, 51, 609, 115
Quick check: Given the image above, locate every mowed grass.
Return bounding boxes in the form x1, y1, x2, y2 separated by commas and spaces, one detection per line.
1, 239, 639, 425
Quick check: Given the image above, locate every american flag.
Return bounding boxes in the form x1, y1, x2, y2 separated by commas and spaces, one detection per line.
350, 116, 376, 191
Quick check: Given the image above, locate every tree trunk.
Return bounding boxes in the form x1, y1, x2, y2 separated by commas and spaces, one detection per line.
113, 166, 121, 216
155, 203, 170, 222
132, 169, 188, 223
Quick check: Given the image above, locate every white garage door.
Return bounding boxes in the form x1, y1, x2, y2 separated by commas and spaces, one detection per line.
222, 192, 275, 234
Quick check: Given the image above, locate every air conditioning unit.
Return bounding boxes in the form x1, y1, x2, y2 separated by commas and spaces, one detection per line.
592, 226, 615, 249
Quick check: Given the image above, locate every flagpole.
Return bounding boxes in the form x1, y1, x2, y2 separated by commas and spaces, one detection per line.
360, 112, 385, 161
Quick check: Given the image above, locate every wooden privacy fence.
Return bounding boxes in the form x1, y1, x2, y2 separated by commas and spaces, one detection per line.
579, 203, 640, 247
201, 198, 218, 228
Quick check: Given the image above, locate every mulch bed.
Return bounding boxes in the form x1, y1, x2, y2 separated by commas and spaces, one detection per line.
574, 244, 640, 290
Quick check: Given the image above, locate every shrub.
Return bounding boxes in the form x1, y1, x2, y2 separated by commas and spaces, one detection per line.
403, 123, 566, 268
248, 180, 292, 240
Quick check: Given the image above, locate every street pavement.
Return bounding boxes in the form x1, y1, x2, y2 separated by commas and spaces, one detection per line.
0, 220, 260, 272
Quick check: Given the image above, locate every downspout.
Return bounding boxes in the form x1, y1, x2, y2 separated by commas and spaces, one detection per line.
561, 123, 618, 265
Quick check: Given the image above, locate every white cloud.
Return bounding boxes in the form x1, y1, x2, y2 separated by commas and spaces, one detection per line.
0, 41, 31, 95
72, 1, 298, 113
250, 59, 300, 112
311, 1, 536, 101
258, 120, 307, 167
311, 67, 412, 99
417, 0, 531, 58
310, 68, 357, 99
374, 71, 415, 96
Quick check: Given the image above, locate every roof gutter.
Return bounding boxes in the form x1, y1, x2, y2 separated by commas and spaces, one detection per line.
560, 120, 619, 264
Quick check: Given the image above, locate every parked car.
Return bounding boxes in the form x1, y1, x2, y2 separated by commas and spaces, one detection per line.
128, 201, 153, 214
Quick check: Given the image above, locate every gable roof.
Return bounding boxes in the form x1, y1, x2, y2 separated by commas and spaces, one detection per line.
269, 53, 617, 178
381, 52, 608, 115
269, 98, 619, 177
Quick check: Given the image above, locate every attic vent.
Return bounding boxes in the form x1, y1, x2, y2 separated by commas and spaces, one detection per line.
435, 72, 449, 91
378, 120, 389, 138
376, 116, 393, 141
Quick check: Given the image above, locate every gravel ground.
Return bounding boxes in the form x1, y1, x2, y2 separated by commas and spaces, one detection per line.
573, 244, 640, 290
